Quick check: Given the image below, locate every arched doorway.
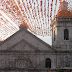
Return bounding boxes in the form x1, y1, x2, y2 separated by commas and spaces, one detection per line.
45, 58, 51, 68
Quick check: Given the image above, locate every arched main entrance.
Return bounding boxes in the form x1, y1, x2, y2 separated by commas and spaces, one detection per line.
45, 58, 51, 68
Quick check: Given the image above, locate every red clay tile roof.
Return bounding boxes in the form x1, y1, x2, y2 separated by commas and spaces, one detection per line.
57, 10, 72, 17
57, 1, 72, 17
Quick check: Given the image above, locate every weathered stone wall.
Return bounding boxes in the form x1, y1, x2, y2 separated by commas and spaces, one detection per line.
56, 52, 72, 69
0, 51, 56, 69
0, 69, 57, 72
0, 51, 56, 72
0, 51, 72, 72
0, 26, 57, 72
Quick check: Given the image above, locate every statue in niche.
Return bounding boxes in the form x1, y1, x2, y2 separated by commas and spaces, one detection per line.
65, 56, 70, 67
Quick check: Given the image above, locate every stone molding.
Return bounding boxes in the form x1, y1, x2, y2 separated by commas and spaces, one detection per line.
57, 17, 72, 22
7, 39, 39, 51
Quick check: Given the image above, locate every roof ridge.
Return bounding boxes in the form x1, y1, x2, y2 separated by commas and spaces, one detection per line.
0, 27, 56, 52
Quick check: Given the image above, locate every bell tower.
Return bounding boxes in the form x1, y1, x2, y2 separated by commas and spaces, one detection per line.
51, 0, 72, 51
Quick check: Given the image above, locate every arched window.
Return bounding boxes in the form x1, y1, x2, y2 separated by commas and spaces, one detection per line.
64, 29, 69, 40
54, 31, 55, 41
45, 58, 51, 68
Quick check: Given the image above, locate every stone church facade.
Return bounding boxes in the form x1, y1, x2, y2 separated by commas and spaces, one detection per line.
0, 0, 72, 72
0, 26, 57, 72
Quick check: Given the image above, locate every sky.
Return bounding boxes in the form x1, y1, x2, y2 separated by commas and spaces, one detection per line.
37, 35, 52, 45
28, 29, 52, 45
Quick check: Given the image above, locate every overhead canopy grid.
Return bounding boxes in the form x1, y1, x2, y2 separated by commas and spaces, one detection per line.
0, 0, 72, 40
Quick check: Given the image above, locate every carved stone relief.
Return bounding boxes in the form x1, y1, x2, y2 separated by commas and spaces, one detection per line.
0, 54, 35, 69
8, 61, 16, 67
15, 55, 34, 69
16, 60, 27, 68
3, 59, 16, 68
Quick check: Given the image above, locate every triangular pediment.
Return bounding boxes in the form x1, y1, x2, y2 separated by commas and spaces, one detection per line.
7, 39, 39, 51
0, 26, 56, 52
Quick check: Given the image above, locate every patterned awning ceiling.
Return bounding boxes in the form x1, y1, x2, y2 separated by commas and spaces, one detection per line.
0, 0, 72, 41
